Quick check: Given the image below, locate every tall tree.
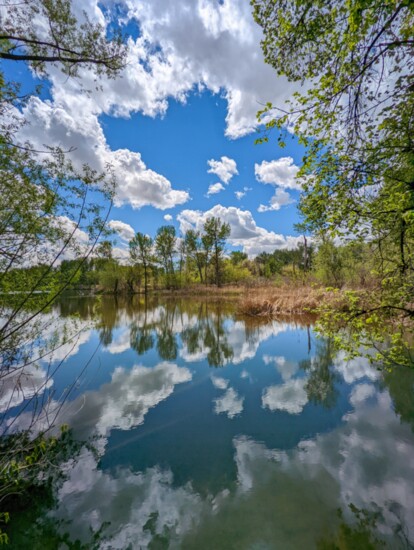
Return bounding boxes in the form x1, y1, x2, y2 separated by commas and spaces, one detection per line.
96, 240, 113, 260
184, 229, 206, 283
203, 217, 231, 287
201, 230, 213, 284
129, 232, 153, 294
155, 225, 176, 289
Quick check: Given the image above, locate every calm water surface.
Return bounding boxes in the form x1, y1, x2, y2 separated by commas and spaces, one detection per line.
5, 296, 414, 548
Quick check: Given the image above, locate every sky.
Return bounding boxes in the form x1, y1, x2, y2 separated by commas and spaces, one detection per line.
9, 0, 307, 259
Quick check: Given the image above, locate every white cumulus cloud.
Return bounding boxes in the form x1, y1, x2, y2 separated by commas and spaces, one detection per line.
207, 182, 225, 196
108, 220, 135, 242
258, 188, 294, 212
211, 376, 229, 390
262, 378, 308, 414
16, 98, 190, 211
263, 355, 299, 381
208, 156, 238, 184
255, 158, 302, 190
214, 387, 244, 419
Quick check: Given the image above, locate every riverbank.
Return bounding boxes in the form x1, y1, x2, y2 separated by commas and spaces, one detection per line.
66, 283, 354, 316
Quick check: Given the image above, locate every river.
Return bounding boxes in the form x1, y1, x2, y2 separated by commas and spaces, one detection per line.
3, 295, 414, 548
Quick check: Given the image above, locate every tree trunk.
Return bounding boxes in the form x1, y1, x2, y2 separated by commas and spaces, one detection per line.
215, 248, 220, 287
303, 234, 309, 271
197, 262, 204, 284
144, 263, 148, 294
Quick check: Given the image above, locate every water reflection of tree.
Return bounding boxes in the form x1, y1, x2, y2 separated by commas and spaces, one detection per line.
130, 323, 154, 355
83, 295, 156, 351
300, 339, 338, 409
57, 296, 97, 320
74, 296, 238, 366
157, 328, 177, 361
97, 297, 119, 347
125, 299, 235, 367
156, 302, 178, 361
317, 505, 389, 549
382, 366, 414, 433
129, 296, 155, 356
180, 302, 234, 367
205, 314, 233, 367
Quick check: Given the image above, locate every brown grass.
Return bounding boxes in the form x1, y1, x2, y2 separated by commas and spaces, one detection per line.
237, 285, 349, 317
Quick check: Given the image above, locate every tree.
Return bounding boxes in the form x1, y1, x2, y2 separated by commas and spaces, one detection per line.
253, 0, 413, 145
178, 237, 187, 285
0, 0, 126, 78
252, 0, 414, 362
129, 232, 153, 294
201, 230, 213, 284
0, 0, 127, 532
0, 0, 126, 339
313, 238, 344, 288
203, 217, 231, 287
184, 229, 206, 283
155, 225, 177, 289
294, 222, 312, 272
230, 251, 248, 265
96, 240, 113, 260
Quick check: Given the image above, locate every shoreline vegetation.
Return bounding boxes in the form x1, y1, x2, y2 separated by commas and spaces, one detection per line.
60, 282, 363, 317
89, 283, 350, 316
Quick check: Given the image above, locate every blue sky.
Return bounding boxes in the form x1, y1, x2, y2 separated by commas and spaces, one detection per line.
7, 0, 306, 258
103, 92, 304, 239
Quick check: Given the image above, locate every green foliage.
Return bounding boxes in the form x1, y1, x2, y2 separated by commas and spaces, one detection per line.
252, 0, 414, 364
97, 259, 123, 294
254, 245, 312, 279
230, 251, 248, 265
0, 428, 87, 544
0, 428, 77, 503
313, 239, 345, 288
223, 260, 252, 284
0, 513, 10, 545
314, 289, 413, 368
96, 240, 113, 260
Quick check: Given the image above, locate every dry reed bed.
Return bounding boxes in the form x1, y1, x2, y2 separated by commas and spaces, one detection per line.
238, 286, 348, 317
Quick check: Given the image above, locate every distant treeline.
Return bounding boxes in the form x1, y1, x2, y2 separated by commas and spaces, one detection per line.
1, 216, 378, 295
